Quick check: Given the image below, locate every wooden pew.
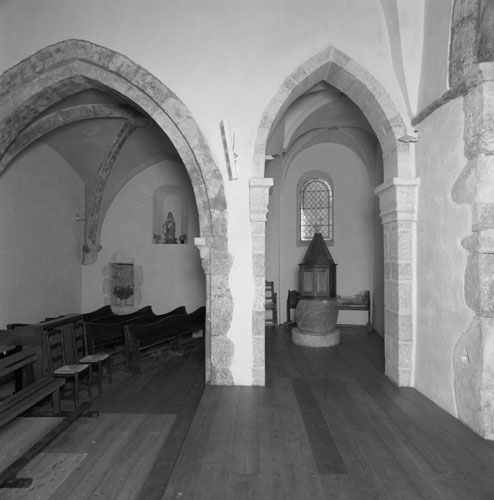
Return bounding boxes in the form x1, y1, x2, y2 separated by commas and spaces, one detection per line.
84, 306, 185, 357
0, 348, 64, 429
124, 306, 205, 374
81, 305, 113, 322
86, 305, 153, 326
2, 315, 85, 377
0, 326, 47, 380
0, 345, 91, 489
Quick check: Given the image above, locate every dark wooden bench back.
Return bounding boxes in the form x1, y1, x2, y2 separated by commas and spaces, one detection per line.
126, 306, 187, 328
184, 306, 206, 330
81, 305, 113, 322
85, 305, 186, 354
87, 305, 153, 325
126, 313, 189, 342
124, 306, 204, 374
0, 349, 37, 384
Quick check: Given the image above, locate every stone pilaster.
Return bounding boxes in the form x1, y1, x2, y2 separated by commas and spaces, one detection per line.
249, 177, 274, 386
195, 236, 234, 385
453, 62, 494, 439
375, 177, 420, 386
195, 237, 212, 383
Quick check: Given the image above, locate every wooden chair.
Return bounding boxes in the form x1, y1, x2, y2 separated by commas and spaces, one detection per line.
46, 328, 92, 408
265, 280, 278, 328
74, 323, 112, 394
286, 289, 300, 324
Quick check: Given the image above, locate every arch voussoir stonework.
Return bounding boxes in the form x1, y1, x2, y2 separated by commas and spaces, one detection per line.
253, 45, 419, 387
0, 39, 232, 385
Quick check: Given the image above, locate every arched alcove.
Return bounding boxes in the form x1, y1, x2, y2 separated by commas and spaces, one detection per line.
252, 45, 419, 387
0, 39, 233, 384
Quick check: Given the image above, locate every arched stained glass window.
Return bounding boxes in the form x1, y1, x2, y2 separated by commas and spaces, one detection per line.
300, 178, 333, 242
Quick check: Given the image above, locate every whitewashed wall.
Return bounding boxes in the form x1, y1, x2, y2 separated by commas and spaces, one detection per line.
82, 161, 205, 315
0, 143, 83, 326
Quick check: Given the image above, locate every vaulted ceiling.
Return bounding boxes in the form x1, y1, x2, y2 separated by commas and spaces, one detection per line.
3, 88, 183, 264
266, 82, 381, 184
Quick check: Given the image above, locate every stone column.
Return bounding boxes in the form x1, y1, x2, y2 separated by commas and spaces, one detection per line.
453, 63, 494, 439
375, 177, 420, 387
249, 177, 274, 386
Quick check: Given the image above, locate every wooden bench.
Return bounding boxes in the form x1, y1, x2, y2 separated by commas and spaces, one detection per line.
337, 290, 372, 332
83, 305, 154, 356
124, 306, 205, 374
85, 305, 153, 326
286, 289, 372, 332
81, 305, 113, 322
0, 326, 47, 380
0, 348, 91, 489
0, 349, 64, 429
0, 348, 36, 391
84, 306, 185, 357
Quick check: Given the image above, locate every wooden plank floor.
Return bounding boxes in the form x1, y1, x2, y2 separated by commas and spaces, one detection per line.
165, 325, 494, 500
2, 327, 494, 499
0, 340, 205, 500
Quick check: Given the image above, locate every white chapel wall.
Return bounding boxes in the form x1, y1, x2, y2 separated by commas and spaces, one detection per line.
414, 98, 472, 416
81, 161, 205, 315
0, 143, 83, 326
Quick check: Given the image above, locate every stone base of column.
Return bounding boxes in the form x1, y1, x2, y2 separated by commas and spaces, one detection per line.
292, 327, 340, 348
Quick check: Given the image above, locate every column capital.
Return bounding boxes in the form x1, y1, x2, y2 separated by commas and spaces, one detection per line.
249, 177, 274, 222
375, 177, 420, 224
194, 237, 211, 274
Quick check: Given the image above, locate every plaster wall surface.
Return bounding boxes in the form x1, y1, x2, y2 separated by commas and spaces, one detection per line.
414, 98, 472, 415
395, 0, 425, 115
0, 142, 83, 326
0, 0, 412, 177
81, 161, 205, 315
269, 143, 376, 326
418, 0, 454, 111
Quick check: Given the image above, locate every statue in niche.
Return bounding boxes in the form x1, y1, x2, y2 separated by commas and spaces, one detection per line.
163, 211, 177, 243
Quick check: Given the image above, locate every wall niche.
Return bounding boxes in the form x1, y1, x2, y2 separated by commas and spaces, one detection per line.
152, 185, 189, 244
111, 262, 134, 306
102, 257, 143, 310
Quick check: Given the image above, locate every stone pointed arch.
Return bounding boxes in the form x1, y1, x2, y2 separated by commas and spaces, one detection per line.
0, 39, 233, 385
251, 45, 419, 387
0, 39, 225, 245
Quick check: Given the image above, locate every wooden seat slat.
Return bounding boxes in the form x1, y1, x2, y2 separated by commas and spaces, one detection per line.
124, 306, 205, 374
0, 377, 54, 411
0, 350, 37, 379
0, 378, 64, 428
